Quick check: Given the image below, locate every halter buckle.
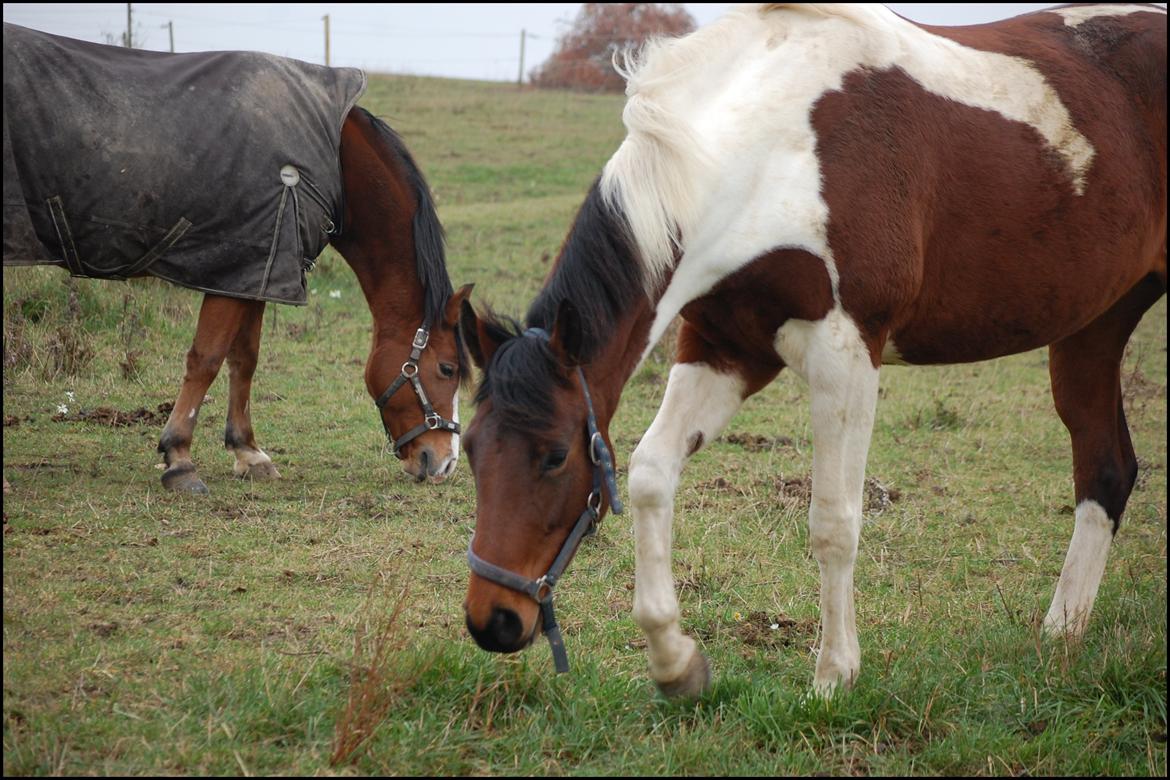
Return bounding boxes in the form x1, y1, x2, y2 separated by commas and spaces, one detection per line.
425, 413, 443, 430
412, 328, 429, 350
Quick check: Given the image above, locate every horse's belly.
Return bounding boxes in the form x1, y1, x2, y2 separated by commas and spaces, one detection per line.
885, 266, 1150, 366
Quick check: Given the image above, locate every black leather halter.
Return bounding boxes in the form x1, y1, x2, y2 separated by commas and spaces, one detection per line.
466, 327, 623, 673
374, 326, 460, 458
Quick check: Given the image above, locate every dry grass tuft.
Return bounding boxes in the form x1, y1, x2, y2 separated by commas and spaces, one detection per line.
330, 572, 428, 767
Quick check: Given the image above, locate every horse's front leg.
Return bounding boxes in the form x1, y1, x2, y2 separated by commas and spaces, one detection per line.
158, 295, 250, 493
224, 300, 280, 481
779, 310, 881, 696
629, 359, 751, 698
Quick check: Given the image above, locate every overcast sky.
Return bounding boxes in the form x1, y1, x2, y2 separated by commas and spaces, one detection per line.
0, 3, 1138, 82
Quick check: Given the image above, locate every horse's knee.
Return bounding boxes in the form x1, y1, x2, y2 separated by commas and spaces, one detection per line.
184, 346, 224, 379
628, 444, 676, 511
808, 498, 860, 562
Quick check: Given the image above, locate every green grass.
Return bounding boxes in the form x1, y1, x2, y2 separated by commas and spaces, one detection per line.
3, 74, 1166, 776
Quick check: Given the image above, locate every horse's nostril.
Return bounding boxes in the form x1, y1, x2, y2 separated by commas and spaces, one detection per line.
467, 607, 526, 653
490, 607, 523, 646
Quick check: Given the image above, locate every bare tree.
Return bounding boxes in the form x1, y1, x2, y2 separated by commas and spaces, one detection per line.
531, 3, 696, 92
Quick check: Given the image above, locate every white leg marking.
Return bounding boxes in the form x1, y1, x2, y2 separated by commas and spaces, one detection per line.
232, 446, 273, 476
1043, 499, 1114, 638
776, 308, 879, 696
630, 362, 745, 685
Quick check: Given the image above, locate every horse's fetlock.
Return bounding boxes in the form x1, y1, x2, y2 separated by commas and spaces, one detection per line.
158, 429, 185, 455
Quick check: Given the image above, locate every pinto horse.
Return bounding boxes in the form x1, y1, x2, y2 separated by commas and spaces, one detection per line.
3, 24, 470, 493
459, 3, 1166, 695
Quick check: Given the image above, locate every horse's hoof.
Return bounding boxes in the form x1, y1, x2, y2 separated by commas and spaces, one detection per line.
238, 460, 281, 481
655, 650, 711, 700
161, 464, 210, 495
812, 662, 858, 699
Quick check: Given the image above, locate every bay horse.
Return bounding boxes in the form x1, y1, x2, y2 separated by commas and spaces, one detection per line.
3, 23, 470, 493
458, 3, 1166, 695
154, 107, 472, 494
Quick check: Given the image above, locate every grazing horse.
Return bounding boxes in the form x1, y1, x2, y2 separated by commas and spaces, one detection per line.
458, 3, 1166, 695
152, 108, 472, 493
3, 24, 470, 493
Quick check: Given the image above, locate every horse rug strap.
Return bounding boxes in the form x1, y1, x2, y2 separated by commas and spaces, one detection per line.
2, 23, 366, 305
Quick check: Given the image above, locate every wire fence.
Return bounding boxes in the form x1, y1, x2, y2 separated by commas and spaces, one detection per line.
1, 3, 695, 82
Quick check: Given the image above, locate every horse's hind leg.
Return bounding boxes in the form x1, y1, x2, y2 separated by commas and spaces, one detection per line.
158, 295, 250, 494
1044, 274, 1165, 638
224, 300, 280, 481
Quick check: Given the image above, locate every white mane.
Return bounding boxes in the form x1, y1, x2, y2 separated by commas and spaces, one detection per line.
599, 4, 886, 294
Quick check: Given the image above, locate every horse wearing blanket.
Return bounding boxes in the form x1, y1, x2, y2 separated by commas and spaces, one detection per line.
3, 23, 470, 492
458, 3, 1167, 695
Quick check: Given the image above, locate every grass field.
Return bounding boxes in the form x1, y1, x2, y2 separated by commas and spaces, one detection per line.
3, 73, 1166, 776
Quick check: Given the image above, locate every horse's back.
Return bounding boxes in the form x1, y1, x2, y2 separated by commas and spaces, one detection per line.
873, 6, 1167, 362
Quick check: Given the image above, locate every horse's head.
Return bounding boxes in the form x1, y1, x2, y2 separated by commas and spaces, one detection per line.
459, 298, 621, 657
366, 283, 474, 483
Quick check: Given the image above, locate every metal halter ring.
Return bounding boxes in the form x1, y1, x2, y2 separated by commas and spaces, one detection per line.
425, 413, 443, 430
589, 431, 604, 465
533, 576, 554, 604
586, 490, 602, 513
401, 361, 419, 377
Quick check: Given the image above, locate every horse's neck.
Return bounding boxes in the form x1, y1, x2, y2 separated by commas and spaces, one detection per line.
334, 108, 427, 340
341, 248, 425, 340
582, 302, 658, 425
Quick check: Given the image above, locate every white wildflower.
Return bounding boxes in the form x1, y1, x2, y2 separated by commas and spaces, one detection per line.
65, 391, 76, 402
56, 404, 69, 414
329, 289, 341, 299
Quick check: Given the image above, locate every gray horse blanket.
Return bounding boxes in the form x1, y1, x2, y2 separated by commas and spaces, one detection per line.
3, 23, 366, 304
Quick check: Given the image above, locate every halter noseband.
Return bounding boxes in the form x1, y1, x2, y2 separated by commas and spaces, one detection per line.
374, 326, 460, 458
466, 327, 623, 674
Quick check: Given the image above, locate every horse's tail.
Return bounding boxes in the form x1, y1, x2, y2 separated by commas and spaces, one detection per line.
353, 106, 453, 330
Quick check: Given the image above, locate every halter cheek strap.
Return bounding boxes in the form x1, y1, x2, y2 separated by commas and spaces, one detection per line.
375, 327, 460, 458
465, 326, 622, 673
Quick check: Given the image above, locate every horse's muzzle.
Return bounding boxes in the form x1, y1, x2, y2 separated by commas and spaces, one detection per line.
465, 606, 533, 653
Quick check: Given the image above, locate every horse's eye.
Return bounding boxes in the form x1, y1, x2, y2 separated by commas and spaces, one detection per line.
541, 450, 568, 472
438, 363, 456, 379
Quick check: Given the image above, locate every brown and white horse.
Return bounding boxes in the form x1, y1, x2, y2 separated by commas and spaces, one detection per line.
459, 3, 1166, 696
158, 107, 471, 494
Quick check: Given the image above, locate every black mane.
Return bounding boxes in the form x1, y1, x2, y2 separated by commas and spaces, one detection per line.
357, 107, 467, 380
474, 180, 645, 430
357, 107, 451, 331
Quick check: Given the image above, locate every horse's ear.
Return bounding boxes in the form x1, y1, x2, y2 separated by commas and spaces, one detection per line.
444, 283, 475, 328
550, 298, 585, 367
459, 299, 499, 369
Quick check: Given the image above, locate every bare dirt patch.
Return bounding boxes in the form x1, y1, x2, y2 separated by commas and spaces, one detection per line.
724, 432, 796, 452
52, 402, 174, 427
731, 610, 817, 649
